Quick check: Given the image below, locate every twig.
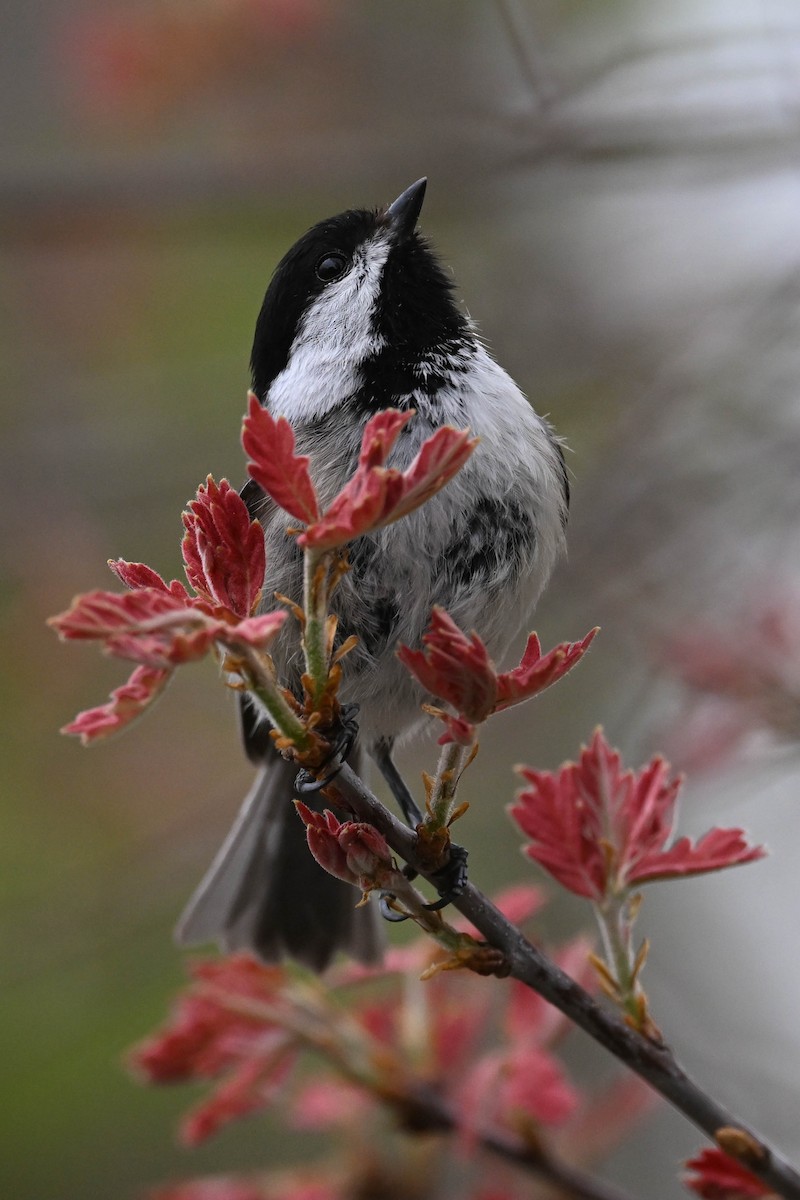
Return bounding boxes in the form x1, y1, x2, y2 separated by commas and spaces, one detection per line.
397, 1082, 639, 1200
494, 0, 559, 115
207, 982, 635, 1200
327, 763, 800, 1200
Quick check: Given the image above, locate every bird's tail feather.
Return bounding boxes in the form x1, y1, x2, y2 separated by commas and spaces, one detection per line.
175, 746, 383, 972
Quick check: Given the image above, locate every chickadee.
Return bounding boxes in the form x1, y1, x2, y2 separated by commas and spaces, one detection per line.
176, 179, 568, 970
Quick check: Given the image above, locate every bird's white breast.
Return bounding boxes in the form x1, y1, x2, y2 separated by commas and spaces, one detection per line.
266, 233, 392, 424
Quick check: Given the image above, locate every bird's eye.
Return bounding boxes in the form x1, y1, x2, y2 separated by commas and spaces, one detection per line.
315, 252, 348, 282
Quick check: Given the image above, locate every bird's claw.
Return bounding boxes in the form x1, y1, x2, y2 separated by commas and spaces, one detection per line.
294, 704, 360, 795
378, 844, 469, 923
379, 892, 410, 922
422, 842, 469, 911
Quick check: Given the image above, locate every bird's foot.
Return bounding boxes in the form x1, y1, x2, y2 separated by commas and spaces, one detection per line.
294, 703, 360, 795
378, 842, 469, 923
421, 841, 469, 911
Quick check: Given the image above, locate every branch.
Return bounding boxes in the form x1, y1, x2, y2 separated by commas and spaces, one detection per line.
494, 0, 559, 115
396, 1082, 638, 1200
326, 763, 800, 1200
213, 980, 637, 1200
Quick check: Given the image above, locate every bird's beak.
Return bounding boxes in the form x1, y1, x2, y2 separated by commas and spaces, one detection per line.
384, 177, 427, 238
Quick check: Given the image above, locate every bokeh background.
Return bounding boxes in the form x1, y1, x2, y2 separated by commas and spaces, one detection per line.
3, 1, 800, 1197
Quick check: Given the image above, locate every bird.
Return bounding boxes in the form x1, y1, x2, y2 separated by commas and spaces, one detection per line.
175, 178, 569, 971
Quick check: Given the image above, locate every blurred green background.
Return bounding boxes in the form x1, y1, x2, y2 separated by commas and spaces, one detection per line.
3, 2, 800, 1197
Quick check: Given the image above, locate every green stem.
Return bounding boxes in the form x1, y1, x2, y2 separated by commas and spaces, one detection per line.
237, 644, 311, 752
302, 548, 330, 707
252, 683, 310, 750
423, 739, 469, 832
595, 891, 642, 1024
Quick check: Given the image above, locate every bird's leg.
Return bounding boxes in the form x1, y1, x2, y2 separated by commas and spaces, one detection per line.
371, 738, 469, 915
294, 703, 361, 795
371, 737, 424, 828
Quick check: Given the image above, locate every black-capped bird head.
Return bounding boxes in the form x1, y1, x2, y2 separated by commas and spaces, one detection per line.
250, 179, 472, 419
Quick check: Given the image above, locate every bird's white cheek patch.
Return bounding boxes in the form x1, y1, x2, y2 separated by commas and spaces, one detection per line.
268, 235, 392, 423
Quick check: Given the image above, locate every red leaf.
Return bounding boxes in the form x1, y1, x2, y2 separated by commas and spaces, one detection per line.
223, 611, 287, 650
336, 821, 395, 881
289, 1078, 369, 1131
147, 1176, 273, 1200
388, 424, 477, 522
181, 476, 266, 618
397, 607, 497, 723
242, 391, 319, 524
49, 588, 220, 669
684, 1148, 772, 1198
499, 1043, 580, 1125
511, 730, 765, 900
108, 558, 190, 600
301, 466, 402, 552
299, 415, 476, 551
459, 1045, 578, 1152
436, 713, 478, 746
494, 627, 598, 711
631, 827, 766, 884
61, 664, 170, 744
181, 1051, 294, 1146
356, 407, 413, 469
295, 804, 354, 884
511, 763, 607, 900
129, 955, 296, 1146
295, 804, 394, 889
51, 586, 187, 640
399, 612, 596, 744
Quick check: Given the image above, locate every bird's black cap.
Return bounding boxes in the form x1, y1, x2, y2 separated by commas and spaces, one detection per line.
251, 178, 467, 400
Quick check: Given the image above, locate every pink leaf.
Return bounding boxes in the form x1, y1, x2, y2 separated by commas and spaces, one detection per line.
221, 611, 287, 650
459, 1045, 578, 1151
295, 804, 395, 889
499, 1043, 580, 1126
494, 627, 598, 712
129, 955, 296, 1147
299, 415, 476, 552
289, 1078, 369, 1131
109, 558, 191, 599
61, 664, 170, 744
388, 424, 477, 521
631, 827, 766, 884
436, 713, 478, 746
512, 730, 765, 901
301, 466, 402, 552
510, 760, 606, 900
147, 1176, 273, 1200
400, 612, 596, 744
295, 804, 355, 884
51, 587, 189, 640
181, 476, 266, 618
49, 588, 221, 669
356, 408, 413, 468
242, 391, 319, 524
181, 1050, 294, 1146
148, 1171, 275, 1200
684, 1148, 772, 1198
397, 607, 498, 723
